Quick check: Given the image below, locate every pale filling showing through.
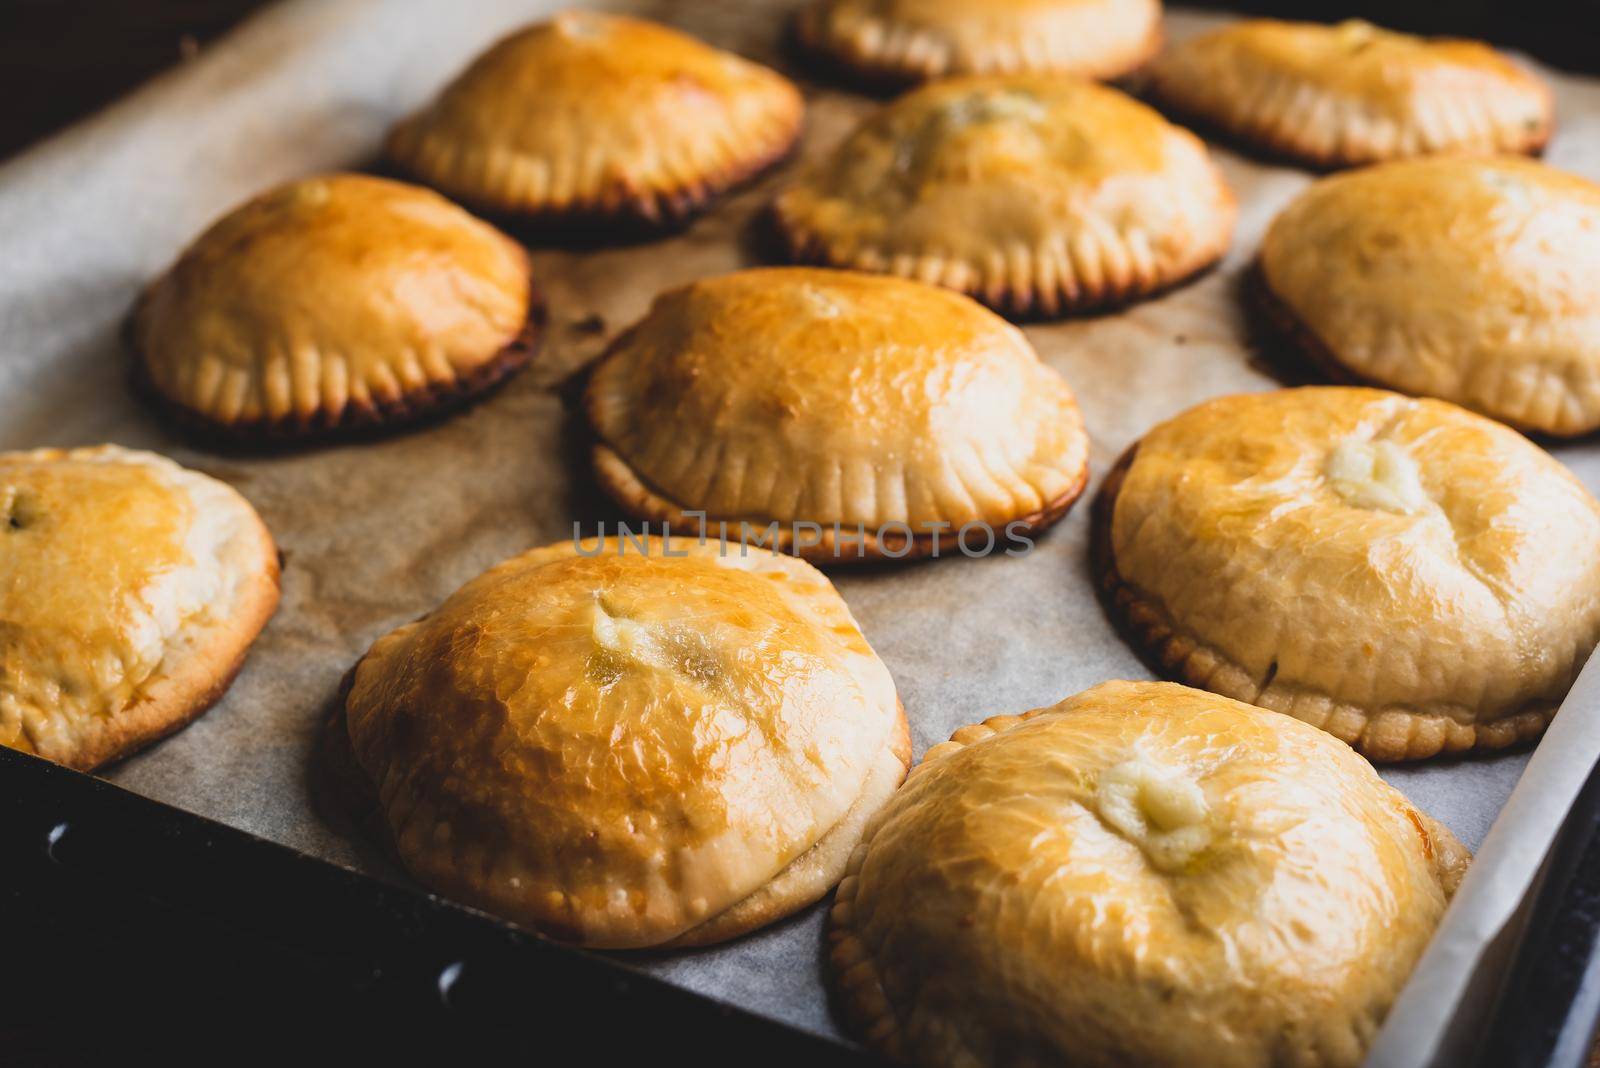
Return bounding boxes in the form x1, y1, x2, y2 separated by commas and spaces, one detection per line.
1324, 437, 1428, 515
1095, 755, 1213, 872
585, 597, 724, 686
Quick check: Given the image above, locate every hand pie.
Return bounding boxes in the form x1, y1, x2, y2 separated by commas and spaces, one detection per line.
387, 12, 803, 231
794, 0, 1162, 86
1093, 387, 1600, 762
830, 680, 1468, 1068
1146, 20, 1552, 169
1, 446, 279, 770
341, 536, 909, 948
130, 174, 538, 443
771, 77, 1234, 317
1254, 157, 1600, 437
585, 268, 1090, 562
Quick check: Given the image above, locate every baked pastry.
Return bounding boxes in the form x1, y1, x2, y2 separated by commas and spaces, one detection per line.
585, 268, 1090, 562
794, 0, 1162, 86
1254, 157, 1600, 437
1093, 387, 1600, 762
130, 173, 538, 443
1146, 19, 1552, 169
771, 76, 1234, 317
387, 12, 803, 230
0, 445, 279, 770
830, 679, 1468, 1068
341, 536, 909, 948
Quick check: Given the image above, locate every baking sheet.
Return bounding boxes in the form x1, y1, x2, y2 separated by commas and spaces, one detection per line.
3, 0, 1599, 1059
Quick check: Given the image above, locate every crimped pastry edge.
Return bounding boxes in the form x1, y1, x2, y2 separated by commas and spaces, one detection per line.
1090, 441, 1558, 762
4, 446, 281, 770
826, 707, 1046, 1062
1246, 259, 1596, 438
791, 2, 1164, 89
127, 273, 547, 450
1142, 53, 1554, 171
768, 188, 1236, 320
589, 441, 1090, 566
387, 91, 803, 233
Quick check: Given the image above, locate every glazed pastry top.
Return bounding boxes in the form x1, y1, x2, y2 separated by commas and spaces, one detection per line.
0, 446, 265, 761
774, 76, 1231, 271
344, 537, 900, 948
133, 174, 531, 426
586, 268, 1088, 526
1261, 158, 1600, 434
835, 679, 1466, 1068
1110, 388, 1600, 721
387, 11, 802, 212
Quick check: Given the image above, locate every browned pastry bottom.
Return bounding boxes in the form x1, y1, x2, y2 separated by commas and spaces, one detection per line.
1089, 440, 1555, 761
127, 279, 547, 449
591, 441, 1091, 565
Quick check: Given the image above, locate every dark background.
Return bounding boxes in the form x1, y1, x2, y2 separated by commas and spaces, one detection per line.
1, 0, 1598, 162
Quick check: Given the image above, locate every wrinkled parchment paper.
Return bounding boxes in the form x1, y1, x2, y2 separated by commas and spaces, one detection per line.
3, 1, 1599, 1060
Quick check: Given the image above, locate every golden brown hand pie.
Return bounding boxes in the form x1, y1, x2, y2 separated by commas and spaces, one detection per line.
795, 0, 1162, 86
585, 268, 1090, 562
1093, 387, 1600, 762
0, 446, 279, 770
771, 76, 1234, 317
1254, 157, 1600, 437
341, 536, 909, 948
830, 679, 1468, 1068
1146, 19, 1552, 169
130, 174, 538, 443
387, 11, 803, 230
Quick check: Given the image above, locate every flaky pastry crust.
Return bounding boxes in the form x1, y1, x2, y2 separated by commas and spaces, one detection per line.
585, 268, 1090, 563
828, 680, 1468, 1068
0, 446, 279, 770
794, 0, 1163, 86
387, 12, 803, 229
1092, 388, 1600, 761
130, 174, 538, 443
1146, 19, 1553, 169
1256, 157, 1600, 437
343, 536, 907, 948
771, 76, 1234, 318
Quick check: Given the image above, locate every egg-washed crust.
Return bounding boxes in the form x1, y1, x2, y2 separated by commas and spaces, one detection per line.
590, 441, 1088, 566
791, 0, 1164, 90
329, 665, 912, 947
1245, 260, 1584, 440
663, 703, 910, 948
385, 14, 805, 233
767, 76, 1237, 320
827, 694, 1471, 1061
1142, 25, 1553, 171
1090, 442, 1556, 762
771, 204, 1232, 321
126, 276, 545, 450
5, 448, 281, 770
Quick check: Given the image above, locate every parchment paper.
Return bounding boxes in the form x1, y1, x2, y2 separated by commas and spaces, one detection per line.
3, 1, 1599, 1060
